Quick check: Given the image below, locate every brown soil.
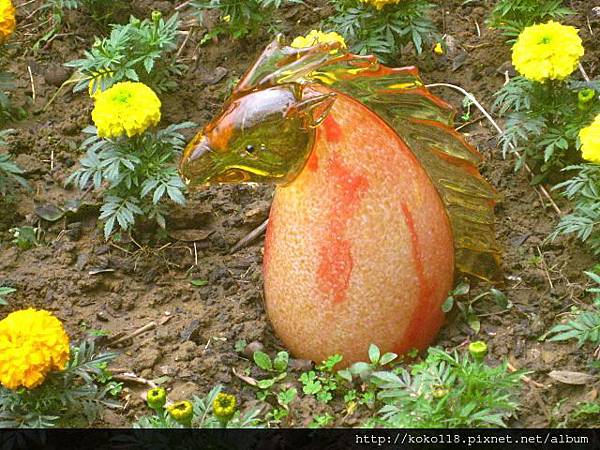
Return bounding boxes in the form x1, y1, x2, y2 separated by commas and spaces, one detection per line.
1, 0, 599, 427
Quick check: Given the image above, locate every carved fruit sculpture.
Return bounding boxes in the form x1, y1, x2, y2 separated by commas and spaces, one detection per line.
179, 38, 501, 364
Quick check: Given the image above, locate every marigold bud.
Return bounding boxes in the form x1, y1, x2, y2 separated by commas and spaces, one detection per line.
151, 11, 162, 23
212, 392, 237, 422
146, 387, 167, 410
578, 89, 596, 111
468, 341, 488, 361
167, 400, 194, 427
432, 387, 449, 398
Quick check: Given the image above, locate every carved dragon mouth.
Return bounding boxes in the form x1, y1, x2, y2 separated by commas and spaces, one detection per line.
179, 136, 261, 187
179, 135, 219, 188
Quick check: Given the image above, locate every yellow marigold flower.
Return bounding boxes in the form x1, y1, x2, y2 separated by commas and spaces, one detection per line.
512, 21, 584, 82
91, 81, 161, 139
359, 0, 401, 10
212, 392, 237, 421
291, 30, 346, 51
580, 114, 600, 164
0, 308, 70, 390
0, 0, 16, 44
167, 400, 194, 427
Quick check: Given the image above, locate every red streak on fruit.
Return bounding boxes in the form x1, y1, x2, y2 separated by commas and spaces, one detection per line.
316, 153, 369, 304
306, 149, 319, 172
323, 115, 342, 143
395, 202, 443, 353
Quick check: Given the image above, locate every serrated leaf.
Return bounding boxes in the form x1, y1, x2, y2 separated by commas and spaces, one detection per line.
257, 378, 275, 389
273, 351, 289, 372
253, 351, 272, 371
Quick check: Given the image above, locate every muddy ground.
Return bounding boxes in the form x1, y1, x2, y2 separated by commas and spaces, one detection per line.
1, 0, 599, 427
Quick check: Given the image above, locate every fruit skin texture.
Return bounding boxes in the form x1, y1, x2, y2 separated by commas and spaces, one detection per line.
263, 88, 455, 365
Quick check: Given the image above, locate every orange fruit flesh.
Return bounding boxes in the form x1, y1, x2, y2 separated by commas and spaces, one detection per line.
263, 90, 455, 365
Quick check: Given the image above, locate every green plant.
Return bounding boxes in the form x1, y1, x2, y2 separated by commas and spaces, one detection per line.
36, 0, 128, 51
190, 0, 301, 40
487, 0, 573, 41
494, 78, 600, 183
0, 340, 119, 428
66, 122, 194, 239
326, 0, 437, 61
264, 387, 297, 425
551, 164, 600, 255
9, 226, 41, 250
234, 339, 247, 353
308, 412, 334, 428
0, 130, 27, 196
251, 350, 289, 396
370, 346, 525, 427
0, 72, 25, 125
442, 281, 511, 333
93, 362, 123, 397
546, 271, 600, 346
65, 12, 183, 94
568, 402, 600, 427
0, 285, 15, 306
299, 354, 346, 404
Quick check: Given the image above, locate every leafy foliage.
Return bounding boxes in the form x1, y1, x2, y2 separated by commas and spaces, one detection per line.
0, 72, 25, 125
552, 165, 600, 254
9, 226, 41, 250
37, 0, 127, 49
0, 340, 119, 428
66, 122, 194, 239
65, 12, 183, 94
0, 131, 27, 197
442, 281, 511, 334
487, 0, 573, 41
241, 343, 522, 428
547, 271, 600, 346
370, 347, 525, 428
326, 0, 437, 61
494, 77, 600, 183
190, 0, 301, 40
0, 285, 15, 306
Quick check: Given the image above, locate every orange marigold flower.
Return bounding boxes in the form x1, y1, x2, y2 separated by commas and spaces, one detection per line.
0, 0, 16, 44
0, 308, 70, 389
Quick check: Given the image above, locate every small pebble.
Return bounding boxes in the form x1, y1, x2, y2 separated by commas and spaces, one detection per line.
242, 340, 265, 358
